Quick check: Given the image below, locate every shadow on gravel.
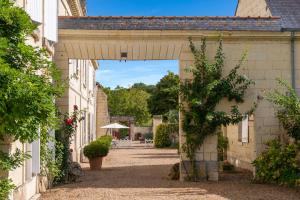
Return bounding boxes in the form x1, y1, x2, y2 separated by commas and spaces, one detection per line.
54, 164, 300, 200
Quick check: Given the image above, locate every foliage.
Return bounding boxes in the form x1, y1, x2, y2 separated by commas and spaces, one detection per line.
267, 79, 300, 142
163, 109, 179, 124
131, 83, 155, 94
119, 129, 129, 139
0, 149, 30, 171
55, 106, 82, 183
0, 0, 62, 197
253, 140, 300, 186
40, 126, 64, 184
218, 133, 228, 161
105, 87, 151, 125
155, 123, 178, 148
98, 135, 113, 148
83, 139, 110, 159
0, 179, 14, 200
180, 38, 256, 180
148, 71, 179, 116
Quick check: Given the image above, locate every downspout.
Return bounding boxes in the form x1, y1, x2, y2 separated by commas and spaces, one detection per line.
291, 31, 295, 89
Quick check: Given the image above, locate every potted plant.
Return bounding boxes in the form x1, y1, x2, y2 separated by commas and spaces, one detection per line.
83, 140, 109, 170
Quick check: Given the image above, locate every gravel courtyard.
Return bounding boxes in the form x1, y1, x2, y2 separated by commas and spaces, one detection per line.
40, 143, 299, 200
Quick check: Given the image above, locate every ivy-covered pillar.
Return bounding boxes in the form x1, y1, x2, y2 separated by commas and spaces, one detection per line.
179, 53, 219, 181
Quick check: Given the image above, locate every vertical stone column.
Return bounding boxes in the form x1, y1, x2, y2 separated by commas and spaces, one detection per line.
179, 52, 219, 181
54, 49, 70, 115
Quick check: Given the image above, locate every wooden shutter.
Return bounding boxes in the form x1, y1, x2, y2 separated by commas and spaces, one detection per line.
26, 0, 43, 23
44, 0, 58, 42
242, 115, 249, 143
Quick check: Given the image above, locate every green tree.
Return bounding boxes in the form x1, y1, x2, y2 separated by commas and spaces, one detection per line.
132, 82, 155, 94
148, 71, 179, 115
181, 38, 256, 180
267, 79, 300, 142
106, 87, 151, 125
0, 0, 62, 198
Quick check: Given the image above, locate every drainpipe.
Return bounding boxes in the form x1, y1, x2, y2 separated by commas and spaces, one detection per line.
291, 31, 295, 89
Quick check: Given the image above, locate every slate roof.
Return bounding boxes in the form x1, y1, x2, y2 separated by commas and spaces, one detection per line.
58, 16, 282, 31
266, 0, 300, 30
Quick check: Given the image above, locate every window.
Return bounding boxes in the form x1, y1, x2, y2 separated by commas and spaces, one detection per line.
238, 115, 249, 143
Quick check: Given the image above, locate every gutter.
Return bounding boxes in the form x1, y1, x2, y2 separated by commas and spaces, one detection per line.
291, 31, 295, 89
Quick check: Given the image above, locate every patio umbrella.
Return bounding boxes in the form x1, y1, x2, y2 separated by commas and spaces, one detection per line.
100, 123, 129, 136
100, 123, 129, 129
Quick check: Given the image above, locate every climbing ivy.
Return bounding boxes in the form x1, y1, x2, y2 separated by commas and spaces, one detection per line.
0, 0, 63, 198
55, 106, 84, 183
180, 38, 257, 180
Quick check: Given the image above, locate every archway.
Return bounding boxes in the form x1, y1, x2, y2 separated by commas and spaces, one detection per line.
54, 16, 276, 181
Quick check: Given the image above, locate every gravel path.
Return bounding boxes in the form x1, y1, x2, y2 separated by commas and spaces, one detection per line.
40, 143, 300, 200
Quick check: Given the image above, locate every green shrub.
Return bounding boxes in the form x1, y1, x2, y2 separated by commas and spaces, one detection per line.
253, 140, 300, 186
83, 140, 109, 159
155, 124, 178, 148
267, 79, 300, 142
218, 133, 228, 161
98, 135, 113, 148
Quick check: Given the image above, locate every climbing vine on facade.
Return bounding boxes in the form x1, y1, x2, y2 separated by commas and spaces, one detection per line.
0, 0, 63, 198
55, 105, 84, 183
180, 38, 257, 180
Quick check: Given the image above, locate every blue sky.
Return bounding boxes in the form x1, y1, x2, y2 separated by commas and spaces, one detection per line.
88, 0, 238, 88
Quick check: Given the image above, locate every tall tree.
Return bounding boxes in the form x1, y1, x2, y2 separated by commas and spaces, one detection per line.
148, 71, 179, 115
106, 87, 151, 125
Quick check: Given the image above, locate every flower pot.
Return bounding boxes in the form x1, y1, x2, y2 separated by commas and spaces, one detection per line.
89, 157, 103, 170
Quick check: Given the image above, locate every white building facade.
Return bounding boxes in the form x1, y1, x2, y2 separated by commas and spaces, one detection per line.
3, 1, 97, 199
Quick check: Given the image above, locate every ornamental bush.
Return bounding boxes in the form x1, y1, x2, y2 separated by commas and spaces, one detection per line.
253, 140, 300, 186
154, 124, 178, 148
98, 135, 113, 148
83, 140, 109, 159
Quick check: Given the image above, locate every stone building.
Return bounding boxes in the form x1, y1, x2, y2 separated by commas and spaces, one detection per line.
2, 1, 300, 199
95, 83, 110, 138
223, 0, 300, 171
56, 0, 98, 162
56, 0, 299, 180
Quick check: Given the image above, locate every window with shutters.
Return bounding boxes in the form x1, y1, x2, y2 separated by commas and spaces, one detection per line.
238, 115, 249, 143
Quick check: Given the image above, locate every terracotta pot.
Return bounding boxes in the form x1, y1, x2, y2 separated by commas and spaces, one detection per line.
89, 157, 103, 170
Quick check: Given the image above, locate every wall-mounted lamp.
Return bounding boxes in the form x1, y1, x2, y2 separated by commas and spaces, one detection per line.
120, 52, 128, 62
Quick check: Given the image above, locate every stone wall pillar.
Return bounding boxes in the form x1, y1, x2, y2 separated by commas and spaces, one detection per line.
179, 53, 218, 181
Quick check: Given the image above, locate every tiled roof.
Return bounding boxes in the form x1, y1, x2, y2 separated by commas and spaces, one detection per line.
266, 0, 300, 30
58, 16, 282, 31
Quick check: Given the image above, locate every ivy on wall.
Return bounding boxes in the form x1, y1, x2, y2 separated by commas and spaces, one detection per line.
180, 37, 257, 180
0, 0, 63, 198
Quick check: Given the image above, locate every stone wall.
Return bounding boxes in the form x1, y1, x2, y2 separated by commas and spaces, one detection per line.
235, 0, 272, 17
96, 85, 110, 138
178, 32, 300, 178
